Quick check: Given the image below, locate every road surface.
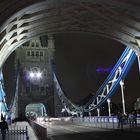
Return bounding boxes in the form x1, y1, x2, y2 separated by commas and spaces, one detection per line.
42, 121, 140, 140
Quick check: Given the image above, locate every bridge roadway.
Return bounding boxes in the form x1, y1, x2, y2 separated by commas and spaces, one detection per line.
1, 119, 140, 140
39, 119, 140, 140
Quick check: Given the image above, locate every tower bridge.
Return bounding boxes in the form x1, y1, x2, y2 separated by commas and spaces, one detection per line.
1, 36, 136, 119
0, 0, 140, 139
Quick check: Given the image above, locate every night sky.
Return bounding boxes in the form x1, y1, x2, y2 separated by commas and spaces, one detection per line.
3, 33, 140, 112
54, 33, 140, 111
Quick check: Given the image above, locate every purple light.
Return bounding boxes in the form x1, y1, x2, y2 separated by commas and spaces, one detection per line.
96, 67, 113, 73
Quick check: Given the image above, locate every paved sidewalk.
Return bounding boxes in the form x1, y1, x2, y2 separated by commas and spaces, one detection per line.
0, 121, 38, 140
12, 121, 38, 140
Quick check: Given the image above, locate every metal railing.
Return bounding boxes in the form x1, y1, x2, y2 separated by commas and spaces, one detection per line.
72, 116, 140, 129
0, 126, 29, 140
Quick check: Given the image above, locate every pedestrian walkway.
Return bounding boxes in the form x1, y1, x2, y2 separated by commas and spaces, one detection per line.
14, 121, 38, 140
121, 125, 140, 132
0, 121, 38, 140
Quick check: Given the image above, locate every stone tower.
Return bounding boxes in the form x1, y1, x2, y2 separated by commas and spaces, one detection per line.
15, 35, 55, 117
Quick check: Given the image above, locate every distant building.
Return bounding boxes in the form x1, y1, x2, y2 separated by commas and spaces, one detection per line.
15, 35, 58, 117
134, 97, 140, 110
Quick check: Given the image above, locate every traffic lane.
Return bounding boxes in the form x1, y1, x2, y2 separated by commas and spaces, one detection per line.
49, 130, 140, 140
46, 123, 109, 136
46, 124, 140, 140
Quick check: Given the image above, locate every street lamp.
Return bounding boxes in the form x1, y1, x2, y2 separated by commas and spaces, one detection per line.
97, 108, 100, 117
120, 80, 126, 115
107, 99, 111, 117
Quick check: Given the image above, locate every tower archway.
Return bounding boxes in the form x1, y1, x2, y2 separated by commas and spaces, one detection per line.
1, 0, 140, 69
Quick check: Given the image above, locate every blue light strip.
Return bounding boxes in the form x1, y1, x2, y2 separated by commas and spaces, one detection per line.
0, 70, 8, 113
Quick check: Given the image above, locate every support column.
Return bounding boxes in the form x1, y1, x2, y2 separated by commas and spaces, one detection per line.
41, 106, 44, 116
47, 34, 55, 83
47, 34, 56, 117
120, 80, 126, 115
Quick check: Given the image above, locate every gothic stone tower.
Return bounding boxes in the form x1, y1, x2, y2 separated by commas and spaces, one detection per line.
15, 35, 55, 117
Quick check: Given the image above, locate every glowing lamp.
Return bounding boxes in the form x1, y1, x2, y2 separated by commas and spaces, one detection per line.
29, 72, 34, 78
36, 72, 42, 78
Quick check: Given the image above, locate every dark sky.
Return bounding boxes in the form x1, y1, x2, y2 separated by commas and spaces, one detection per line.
3, 33, 140, 112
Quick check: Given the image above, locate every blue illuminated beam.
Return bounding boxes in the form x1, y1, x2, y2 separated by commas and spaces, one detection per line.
0, 70, 8, 115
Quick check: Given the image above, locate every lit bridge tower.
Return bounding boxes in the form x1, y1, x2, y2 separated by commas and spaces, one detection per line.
15, 35, 56, 118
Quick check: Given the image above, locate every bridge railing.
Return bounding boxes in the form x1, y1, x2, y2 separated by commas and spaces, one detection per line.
0, 126, 29, 140
72, 116, 140, 129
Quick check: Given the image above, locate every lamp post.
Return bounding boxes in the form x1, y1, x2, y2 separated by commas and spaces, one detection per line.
107, 99, 111, 117
89, 111, 91, 117
97, 108, 100, 117
120, 80, 126, 115
106, 85, 111, 116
